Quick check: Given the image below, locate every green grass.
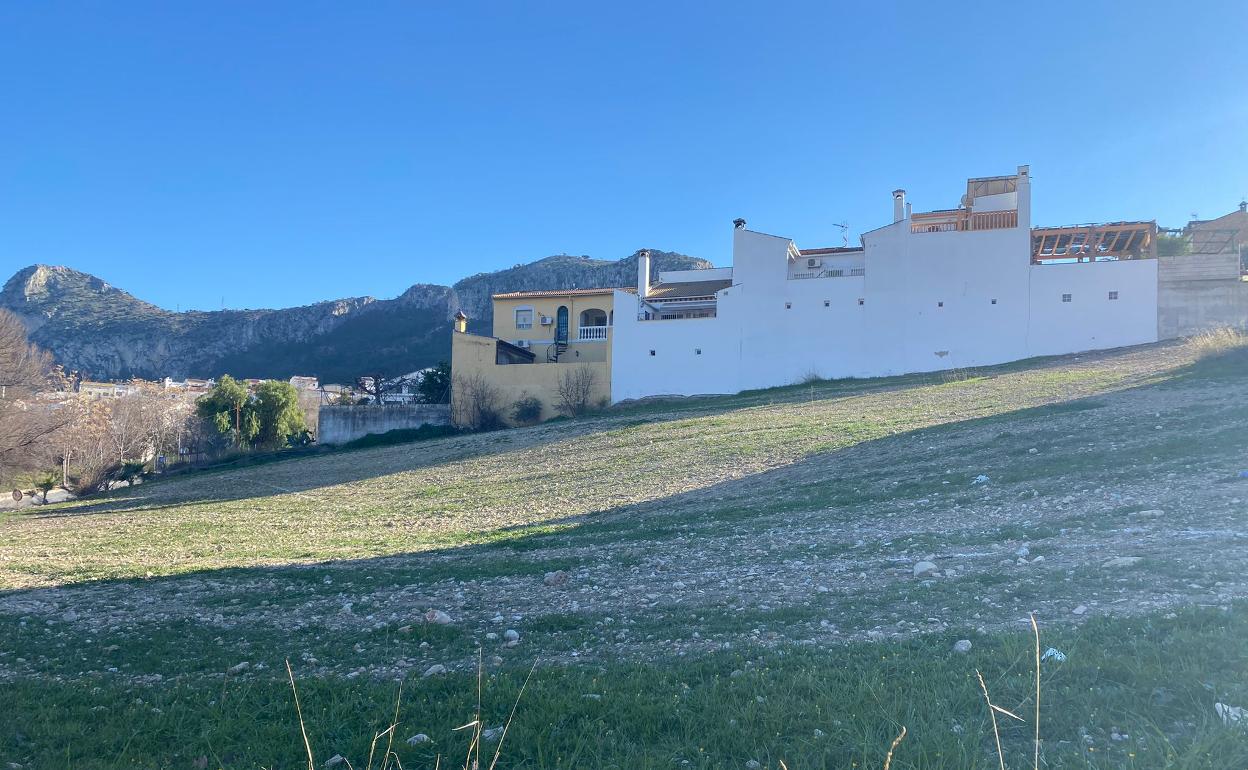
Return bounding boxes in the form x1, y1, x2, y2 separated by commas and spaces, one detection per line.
4, 606, 1248, 768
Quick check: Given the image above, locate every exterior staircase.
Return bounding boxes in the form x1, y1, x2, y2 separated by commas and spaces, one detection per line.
546, 341, 568, 362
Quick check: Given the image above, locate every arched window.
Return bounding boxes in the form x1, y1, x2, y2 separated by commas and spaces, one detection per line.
555, 306, 569, 344
579, 308, 607, 327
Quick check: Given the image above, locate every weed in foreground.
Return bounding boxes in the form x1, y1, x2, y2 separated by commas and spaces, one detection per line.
282, 655, 537, 770
1186, 326, 1247, 358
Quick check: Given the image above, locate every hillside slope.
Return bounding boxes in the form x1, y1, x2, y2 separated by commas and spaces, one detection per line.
2, 339, 1248, 766
0, 250, 709, 383
2, 341, 1248, 768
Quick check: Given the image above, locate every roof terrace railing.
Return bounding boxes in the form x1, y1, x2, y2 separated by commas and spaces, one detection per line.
790, 267, 866, 279
911, 209, 1018, 233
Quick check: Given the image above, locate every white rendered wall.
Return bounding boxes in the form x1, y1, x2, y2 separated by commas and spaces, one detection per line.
657, 267, 734, 283
1026, 260, 1159, 356
859, 219, 1033, 376
610, 289, 741, 400
609, 177, 1160, 401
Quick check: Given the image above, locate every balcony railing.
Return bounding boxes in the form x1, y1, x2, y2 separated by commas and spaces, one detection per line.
911, 209, 1018, 233
790, 267, 866, 279
577, 325, 609, 341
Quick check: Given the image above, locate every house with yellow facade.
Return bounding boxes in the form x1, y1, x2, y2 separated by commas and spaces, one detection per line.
450, 286, 624, 425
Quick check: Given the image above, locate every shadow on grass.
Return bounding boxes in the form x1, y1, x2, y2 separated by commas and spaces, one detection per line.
5, 340, 1244, 603
20, 339, 1199, 523
2, 343, 1247, 767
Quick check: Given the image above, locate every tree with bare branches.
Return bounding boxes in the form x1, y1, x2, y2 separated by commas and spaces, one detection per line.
556, 365, 599, 417
451, 371, 503, 430
0, 310, 71, 484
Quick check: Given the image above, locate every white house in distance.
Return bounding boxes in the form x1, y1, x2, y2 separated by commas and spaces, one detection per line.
609, 165, 1158, 400
453, 165, 1165, 421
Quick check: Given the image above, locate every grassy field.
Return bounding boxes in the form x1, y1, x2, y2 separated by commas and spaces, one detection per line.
3, 339, 1248, 768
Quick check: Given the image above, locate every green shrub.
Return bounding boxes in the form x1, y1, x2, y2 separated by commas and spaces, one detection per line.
511, 395, 544, 425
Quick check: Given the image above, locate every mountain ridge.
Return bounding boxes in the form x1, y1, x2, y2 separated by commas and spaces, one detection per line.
0, 250, 710, 384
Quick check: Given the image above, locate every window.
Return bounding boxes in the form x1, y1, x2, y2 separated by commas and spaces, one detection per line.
649, 350, 656, 356
695, 348, 702, 355
1062, 293, 1072, 303
514, 308, 533, 329
823, 300, 830, 307
1108, 291, 1119, 300
937, 301, 944, 308
785, 302, 792, 309
991, 298, 997, 305
579, 308, 607, 327
857, 298, 865, 306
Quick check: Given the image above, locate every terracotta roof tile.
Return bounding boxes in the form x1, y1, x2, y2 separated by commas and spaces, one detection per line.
798, 247, 864, 256
492, 287, 636, 300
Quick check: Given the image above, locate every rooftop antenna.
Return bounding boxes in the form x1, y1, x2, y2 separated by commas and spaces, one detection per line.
833, 221, 849, 248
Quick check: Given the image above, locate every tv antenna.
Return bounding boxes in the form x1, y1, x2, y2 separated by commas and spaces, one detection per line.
833, 221, 849, 248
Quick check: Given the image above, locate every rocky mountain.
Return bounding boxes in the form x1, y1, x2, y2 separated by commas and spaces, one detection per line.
0, 249, 709, 384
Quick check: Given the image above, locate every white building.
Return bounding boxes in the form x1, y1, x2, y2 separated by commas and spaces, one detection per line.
611, 166, 1159, 400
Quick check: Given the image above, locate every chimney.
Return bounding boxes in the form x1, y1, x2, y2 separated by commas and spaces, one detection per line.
453, 310, 468, 334
1239, 200, 1246, 213
733, 218, 746, 229
893, 190, 906, 223
637, 249, 651, 299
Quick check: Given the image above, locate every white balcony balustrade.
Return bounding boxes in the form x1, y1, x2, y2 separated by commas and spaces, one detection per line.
577, 325, 609, 341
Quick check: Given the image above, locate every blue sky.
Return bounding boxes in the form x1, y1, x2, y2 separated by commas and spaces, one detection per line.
2, 1, 1245, 311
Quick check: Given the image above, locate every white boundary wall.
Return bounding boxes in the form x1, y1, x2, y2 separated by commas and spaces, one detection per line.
612, 178, 1160, 401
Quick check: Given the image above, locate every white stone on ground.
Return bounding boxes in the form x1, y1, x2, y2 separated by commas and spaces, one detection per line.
913, 561, 938, 577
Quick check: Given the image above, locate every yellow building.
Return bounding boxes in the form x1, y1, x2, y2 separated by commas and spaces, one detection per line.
451, 287, 624, 426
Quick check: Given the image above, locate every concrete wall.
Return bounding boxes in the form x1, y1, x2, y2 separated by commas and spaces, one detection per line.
451, 332, 610, 425
1159, 252, 1240, 282
1159, 281, 1248, 338
1157, 252, 1248, 338
318, 404, 451, 445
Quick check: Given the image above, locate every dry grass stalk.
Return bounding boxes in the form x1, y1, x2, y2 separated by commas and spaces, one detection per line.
882, 725, 907, 770
975, 668, 1024, 770
286, 659, 316, 770
1186, 326, 1247, 358
1031, 613, 1041, 770
487, 659, 538, 770
286, 661, 408, 770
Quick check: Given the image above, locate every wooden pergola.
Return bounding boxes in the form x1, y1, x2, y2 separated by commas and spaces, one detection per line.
1031, 221, 1157, 263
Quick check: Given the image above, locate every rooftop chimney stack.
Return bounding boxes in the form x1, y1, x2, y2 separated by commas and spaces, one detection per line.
892, 190, 906, 223
637, 249, 652, 299
1239, 200, 1246, 213
733, 218, 746, 229
453, 310, 468, 334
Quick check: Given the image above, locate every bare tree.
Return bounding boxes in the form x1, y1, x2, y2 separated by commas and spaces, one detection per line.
0, 309, 52, 393
556, 365, 599, 417
451, 372, 503, 430
356, 372, 419, 405
0, 310, 71, 484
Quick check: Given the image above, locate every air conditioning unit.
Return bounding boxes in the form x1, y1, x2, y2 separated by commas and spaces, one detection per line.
539, 315, 553, 325
806, 258, 822, 268
515, 340, 530, 349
